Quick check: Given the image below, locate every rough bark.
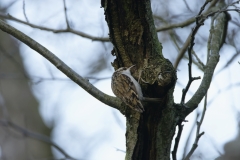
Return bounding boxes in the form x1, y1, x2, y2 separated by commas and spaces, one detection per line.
102, 0, 177, 159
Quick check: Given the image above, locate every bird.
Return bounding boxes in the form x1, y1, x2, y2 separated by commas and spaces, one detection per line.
111, 65, 144, 113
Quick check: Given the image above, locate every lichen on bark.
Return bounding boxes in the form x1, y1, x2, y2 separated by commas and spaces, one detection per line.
102, 0, 177, 160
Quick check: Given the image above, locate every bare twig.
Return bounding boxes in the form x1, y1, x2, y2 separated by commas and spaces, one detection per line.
154, 14, 204, 71
155, 17, 194, 32
22, 0, 29, 22
180, 0, 240, 107
182, 112, 199, 158
114, 147, 126, 153
172, 123, 184, 160
174, 0, 211, 70
156, 6, 215, 32
63, 0, 70, 28
0, 19, 125, 114
181, 55, 204, 71
180, 47, 201, 105
185, 1, 238, 114
180, 0, 207, 105
0, 13, 109, 42
30, 76, 112, 84
174, 32, 191, 68
0, 119, 77, 160
157, 16, 205, 71
156, 0, 219, 33
182, 0, 193, 12
173, 0, 240, 68
191, 50, 205, 69
184, 93, 207, 160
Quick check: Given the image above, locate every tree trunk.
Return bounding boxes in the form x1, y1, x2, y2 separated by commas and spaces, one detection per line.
102, 0, 177, 159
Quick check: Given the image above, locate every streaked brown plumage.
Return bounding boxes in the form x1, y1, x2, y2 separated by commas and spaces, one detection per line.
111, 65, 144, 113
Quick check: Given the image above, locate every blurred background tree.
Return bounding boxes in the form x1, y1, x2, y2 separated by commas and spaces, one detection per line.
0, 6, 52, 159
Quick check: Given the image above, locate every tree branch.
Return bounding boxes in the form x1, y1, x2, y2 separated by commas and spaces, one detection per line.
182, 112, 199, 158
22, 0, 29, 22
184, 93, 208, 160
173, 0, 230, 68
153, 1, 218, 58
63, 0, 70, 29
180, 0, 211, 105
155, 0, 219, 32
0, 13, 109, 42
191, 50, 205, 69
171, 123, 184, 160
0, 19, 125, 114
185, 0, 235, 115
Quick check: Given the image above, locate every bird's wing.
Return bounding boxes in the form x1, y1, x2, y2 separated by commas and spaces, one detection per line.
112, 73, 144, 112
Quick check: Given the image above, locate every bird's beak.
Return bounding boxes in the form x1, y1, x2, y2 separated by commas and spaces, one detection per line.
128, 65, 136, 70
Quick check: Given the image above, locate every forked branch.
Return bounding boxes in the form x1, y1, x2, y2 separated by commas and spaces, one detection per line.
179, 0, 240, 115
180, 0, 210, 105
